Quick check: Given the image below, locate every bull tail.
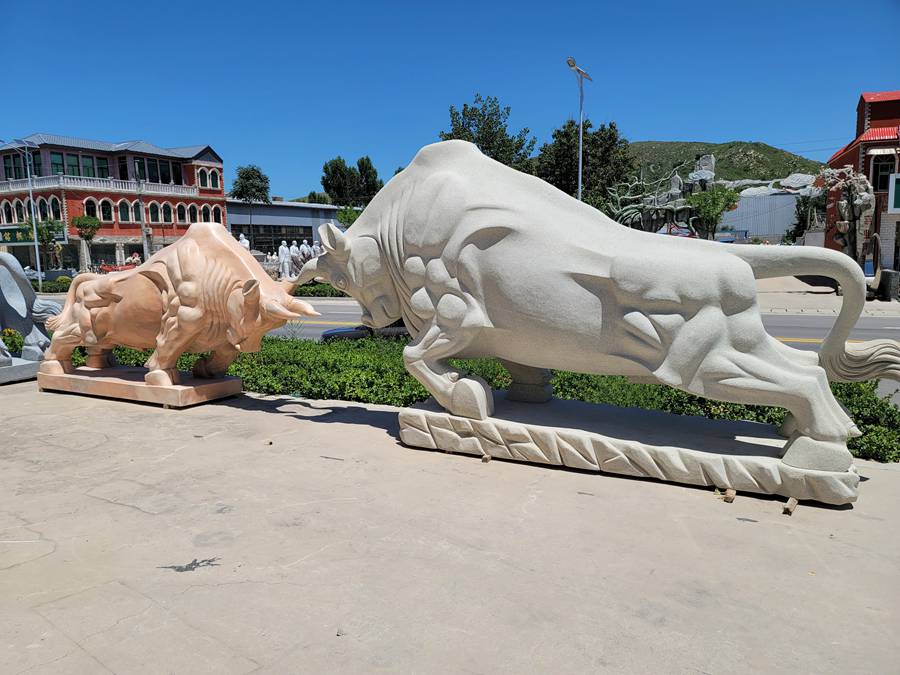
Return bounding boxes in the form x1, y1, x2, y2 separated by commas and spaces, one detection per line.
729, 245, 900, 382
45, 273, 99, 332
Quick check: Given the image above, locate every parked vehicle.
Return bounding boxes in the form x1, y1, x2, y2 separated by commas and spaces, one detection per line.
322, 319, 408, 342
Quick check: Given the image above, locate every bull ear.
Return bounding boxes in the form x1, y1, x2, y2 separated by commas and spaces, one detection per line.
319, 223, 350, 260
242, 279, 260, 320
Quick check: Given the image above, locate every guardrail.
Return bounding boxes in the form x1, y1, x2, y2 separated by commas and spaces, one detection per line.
0, 175, 198, 197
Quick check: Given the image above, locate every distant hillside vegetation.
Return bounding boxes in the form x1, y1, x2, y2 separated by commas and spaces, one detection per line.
628, 141, 823, 181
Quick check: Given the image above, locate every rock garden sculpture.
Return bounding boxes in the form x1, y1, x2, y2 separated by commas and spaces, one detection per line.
295, 140, 900, 486
0, 252, 61, 382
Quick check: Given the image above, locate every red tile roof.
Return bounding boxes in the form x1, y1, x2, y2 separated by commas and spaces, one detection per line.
861, 91, 900, 103
859, 126, 899, 141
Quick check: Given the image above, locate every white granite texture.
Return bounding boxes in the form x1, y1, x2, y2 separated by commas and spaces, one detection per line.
399, 393, 860, 505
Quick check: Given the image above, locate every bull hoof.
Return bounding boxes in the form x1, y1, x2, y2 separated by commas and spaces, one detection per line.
145, 369, 180, 386
781, 434, 854, 472
449, 375, 494, 420
39, 359, 74, 375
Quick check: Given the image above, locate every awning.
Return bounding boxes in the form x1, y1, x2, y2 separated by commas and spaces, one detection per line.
866, 147, 899, 156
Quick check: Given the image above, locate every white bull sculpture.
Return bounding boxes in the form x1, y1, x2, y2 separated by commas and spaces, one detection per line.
295, 140, 900, 473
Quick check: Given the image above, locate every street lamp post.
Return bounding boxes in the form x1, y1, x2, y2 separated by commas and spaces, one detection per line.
566, 57, 593, 201
1, 138, 43, 291
135, 159, 151, 260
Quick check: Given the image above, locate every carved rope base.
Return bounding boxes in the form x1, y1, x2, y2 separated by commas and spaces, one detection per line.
398, 392, 860, 505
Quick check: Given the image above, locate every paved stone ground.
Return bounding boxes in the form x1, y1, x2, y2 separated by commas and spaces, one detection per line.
2, 382, 898, 674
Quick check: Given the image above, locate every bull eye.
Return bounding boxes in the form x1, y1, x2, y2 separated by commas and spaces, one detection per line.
334, 275, 347, 290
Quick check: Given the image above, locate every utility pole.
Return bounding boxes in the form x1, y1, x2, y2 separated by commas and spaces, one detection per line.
566, 57, 593, 201
135, 158, 150, 260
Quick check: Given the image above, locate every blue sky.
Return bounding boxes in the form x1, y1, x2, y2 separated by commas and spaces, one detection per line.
3, 0, 899, 196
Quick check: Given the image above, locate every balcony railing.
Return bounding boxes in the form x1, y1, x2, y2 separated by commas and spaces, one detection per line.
0, 174, 199, 197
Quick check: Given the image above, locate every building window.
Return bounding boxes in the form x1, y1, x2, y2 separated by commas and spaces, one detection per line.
3, 154, 24, 180
51, 152, 64, 175
162, 203, 172, 222
3, 202, 12, 224
30, 152, 42, 177
15, 201, 25, 222
213, 206, 221, 223
872, 155, 896, 192
50, 197, 61, 220
118, 156, 129, 180
132, 202, 143, 223
147, 158, 159, 183
97, 157, 109, 179
81, 156, 95, 178
66, 154, 80, 176
134, 158, 146, 181
100, 200, 113, 222
201, 205, 210, 221
173, 163, 183, 185
160, 161, 171, 184
149, 203, 160, 223
198, 169, 208, 188
119, 200, 130, 222
38, 199, 48, 221
210, 170, 220, 189
84, 199, 98, 218
189, 205, 198, 222
176, 204, 186, 223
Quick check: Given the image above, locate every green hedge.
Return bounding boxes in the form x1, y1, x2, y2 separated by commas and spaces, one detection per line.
292, 282, 347, 297
32, 277, 72, 293
70, 336, 900, 462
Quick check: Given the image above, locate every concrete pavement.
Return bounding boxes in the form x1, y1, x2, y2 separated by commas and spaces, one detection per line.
2, 382, 899, 673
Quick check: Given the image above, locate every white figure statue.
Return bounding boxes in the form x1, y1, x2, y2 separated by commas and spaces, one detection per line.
299, 239, 313, 263
295, 140, 900, 476
312, 241, 322, 257
289, 240, 302, 275
238, 233, 250, 250
277, 240, 292, 280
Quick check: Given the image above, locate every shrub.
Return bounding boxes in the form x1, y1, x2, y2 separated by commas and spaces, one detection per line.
1, 328, 24, 355
31, 277, 72, 293
78, 337, 899, 462
292, 282, 347, 298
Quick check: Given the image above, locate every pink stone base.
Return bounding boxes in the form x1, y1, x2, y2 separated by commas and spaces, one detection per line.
37, 366, 243, 409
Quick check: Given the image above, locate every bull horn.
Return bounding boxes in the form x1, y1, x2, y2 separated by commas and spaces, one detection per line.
319, 223, 350, 260
263, 300, 302, 322
242, 279, 261, 319
292, 258, 321, 286
289, 297, 319, 317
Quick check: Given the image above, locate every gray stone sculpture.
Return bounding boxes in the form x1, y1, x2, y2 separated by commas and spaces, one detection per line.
0, 252, 61, 383
294, 141, 900, 500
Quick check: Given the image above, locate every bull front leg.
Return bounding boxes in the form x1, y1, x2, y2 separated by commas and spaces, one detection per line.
499, 359, 553, 403
403, 322, 493, 420
145, 303, 205, 386
192, 344, 239, 379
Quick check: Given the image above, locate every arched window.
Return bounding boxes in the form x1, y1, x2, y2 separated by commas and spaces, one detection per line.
50, 197, 61, 220
119, 200, 130, 222
209, 170, 220, 189
212, 206, 221, 223
149, 203, 160, 223
38, 199, 48, 221
198, 169, 208, 188
15, 201, 24, 222
201, 205, 210, 221
132, 202, 143, 223
100, 200, 113, 221
84, 198, 98, 218
1, 202, 10, 224
189, 205, 198, 222
176, 204, 186, 223
162, 203, 172, 222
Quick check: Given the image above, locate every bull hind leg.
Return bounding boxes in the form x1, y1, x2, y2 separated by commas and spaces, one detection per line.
499, 359, 553, 403
84, 345, 117, 369
192, 344, 238, 379
685, 338, 856, 472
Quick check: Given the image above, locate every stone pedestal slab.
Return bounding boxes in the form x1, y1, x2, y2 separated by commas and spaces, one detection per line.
0, 358, 41, 385
37, 366, 243, 408
399, 392, 859, 505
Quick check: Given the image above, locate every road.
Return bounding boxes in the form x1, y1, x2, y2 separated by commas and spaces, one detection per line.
276, 298, 900, 349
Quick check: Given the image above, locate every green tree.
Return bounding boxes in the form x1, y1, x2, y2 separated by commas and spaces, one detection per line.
230, 165, 271, 234
356, 156, 383, 204
321, 157, 359, 206
439, 93, 536, 172
292, 191, 333, 205
72, 215, 101, 271
686, 185, 740, 240
784, 192, 826, 244
336, 206, 360, 228
19, 218, 64, 271
536, 119, 636, 201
